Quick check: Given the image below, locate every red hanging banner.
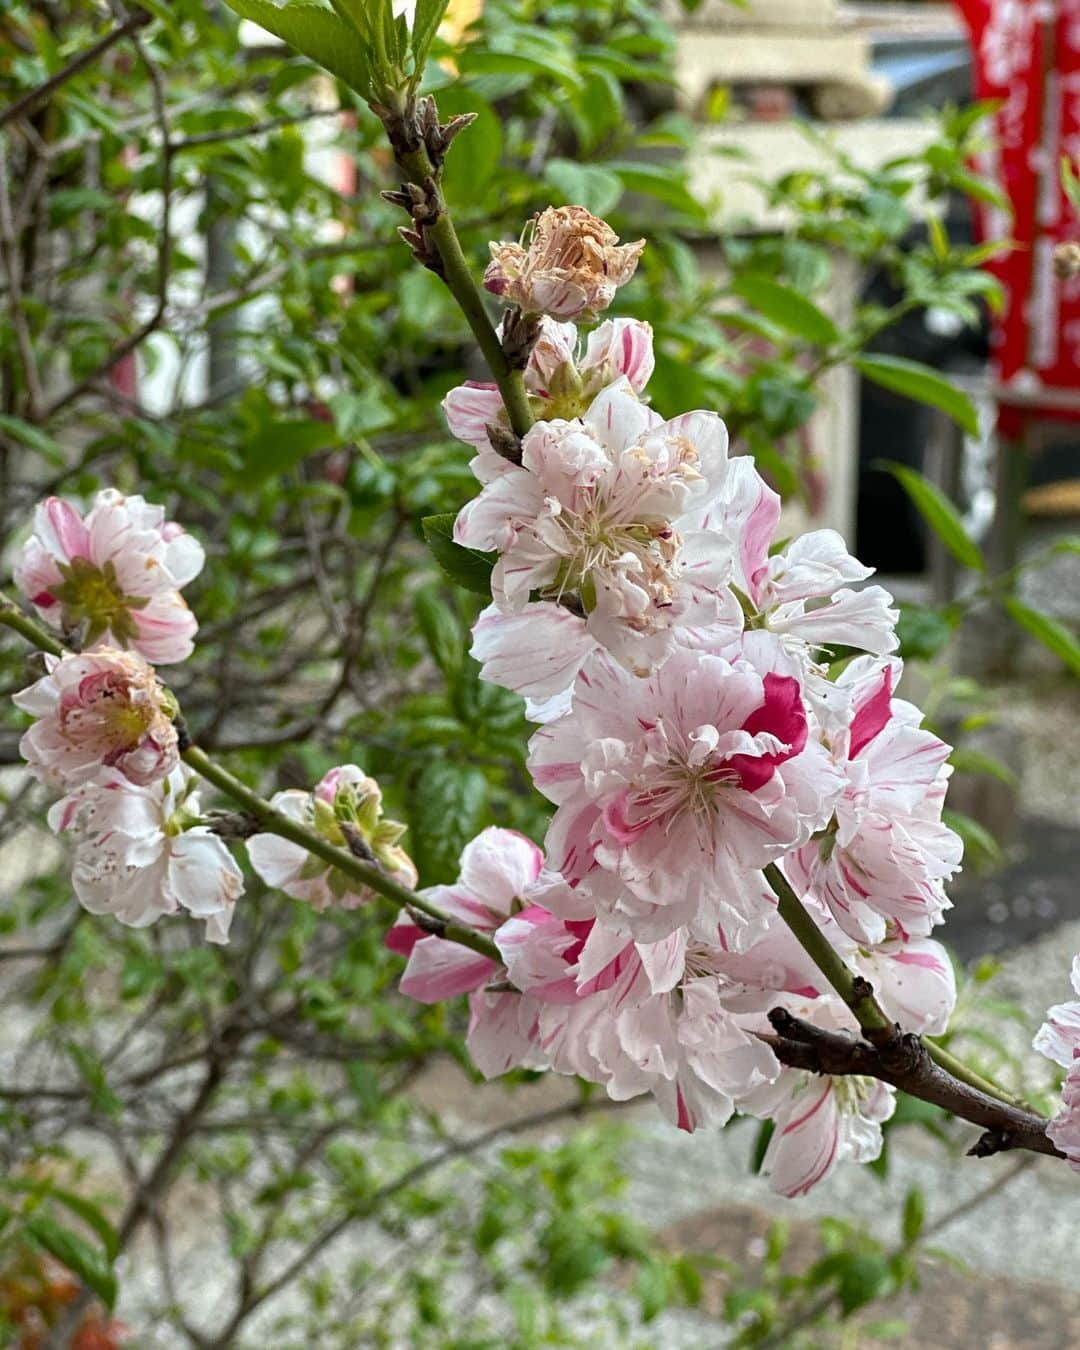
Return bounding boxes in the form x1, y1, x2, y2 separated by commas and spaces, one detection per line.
956, 0, 1080, 434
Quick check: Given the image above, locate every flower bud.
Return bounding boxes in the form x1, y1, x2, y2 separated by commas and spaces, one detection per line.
483, 206, 645, 321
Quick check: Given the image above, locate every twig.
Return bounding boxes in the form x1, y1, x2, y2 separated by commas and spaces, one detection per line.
38, 16, 174, 419
763, 1008, 1060, 1160
0, 9, 152, 131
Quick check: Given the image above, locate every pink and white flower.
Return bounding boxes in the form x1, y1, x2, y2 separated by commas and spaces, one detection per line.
483, 206, 645, 320
385, 827, 555, 1077
787, 656, 962, 944
692, 458, 898, 658
386, 826, 546, 1002
457, 381, 742, 696
13, 648, 179, 789
15, 491, 204, 664
741, 1018, 897, 1198
529, 641, 843, 944
444, 316, 654, 465
248, 765, 415, 911
49, 768, 242, 943
1034, 957, 1080, 1169
484, 909, 778, 1127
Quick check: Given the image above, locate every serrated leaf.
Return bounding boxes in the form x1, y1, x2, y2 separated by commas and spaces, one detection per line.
421, 513, 495, 597
857, 353, 981, 437
1003, 598, 1080, 676
222, 0, 372, 95
26, 1214, 117, 1310
408, 760, 487, 884
876, 461, 984, 572
731, 274, 840, 346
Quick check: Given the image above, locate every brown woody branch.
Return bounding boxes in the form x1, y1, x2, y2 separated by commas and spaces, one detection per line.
764, 1006, 1062, 1160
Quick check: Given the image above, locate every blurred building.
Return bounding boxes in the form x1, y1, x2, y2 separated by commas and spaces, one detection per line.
672, 1, 981, 559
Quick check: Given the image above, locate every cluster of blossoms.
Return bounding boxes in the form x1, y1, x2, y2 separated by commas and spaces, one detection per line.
9, 490, 418, 943
9, 492, 246, 941
390, 210, 968, 1195
13, 207, 1071, 1199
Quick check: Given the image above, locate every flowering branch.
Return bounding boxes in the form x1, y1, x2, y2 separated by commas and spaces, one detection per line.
0, 592, 499, 964
179, 744, 499, 962
381, 96, 534, 442
763, 1008, 1062, 1160
763, 862, 1028, 1111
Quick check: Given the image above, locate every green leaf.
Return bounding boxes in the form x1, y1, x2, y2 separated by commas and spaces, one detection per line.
421, 513, 495, 597
949, 747, 1017, 787
942, 808, 1003, 870
408, 760, 487, 884
856, 354, 981, 437
436, 90, 503, 202
411, 0, 451, 64
876, 462, 985, 572
1003, 598, 1080, 676
221, 0, 372, 96
895, 602, 958, 661
902, 1188, 925, 1245
1063, 156, 1080, 213
544, 159, 623, 217
26, 1214, 117, 1310
5, 1182, 119, 1261
731, 274, 840, 346
414, 586, 463, 678
0, 414, 67, 466
837, 1251, 890, 1316
603, 160, 707, 222
246, 417, 340, 484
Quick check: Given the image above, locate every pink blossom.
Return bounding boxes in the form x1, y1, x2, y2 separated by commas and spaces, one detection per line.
386, 826, 547, 1002
484, 910, 778, 1126
457, 381, 742, 697
444, 316, 654, 465
14, 649, 179, 789
742, 1043, 896, 1198
248, 765, 415, 911
530, 642, 842, 943
787, 656, 961, 944
15, 491, 204, 664
691, 458, 898, 658
1034, 957, 1080, 1169
483, 206, 644, 320
49, 768, 242, 943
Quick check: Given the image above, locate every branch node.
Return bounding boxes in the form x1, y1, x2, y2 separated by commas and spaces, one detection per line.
484, 421, 523, 464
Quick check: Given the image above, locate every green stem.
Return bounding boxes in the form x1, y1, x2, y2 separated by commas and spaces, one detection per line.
397, 144, 534, 441
764, 862, 889, 1032
763, 862, 1027, 1110
0, 594, 65, 657
181, 746, 500, 962
0, 598, 499, 964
